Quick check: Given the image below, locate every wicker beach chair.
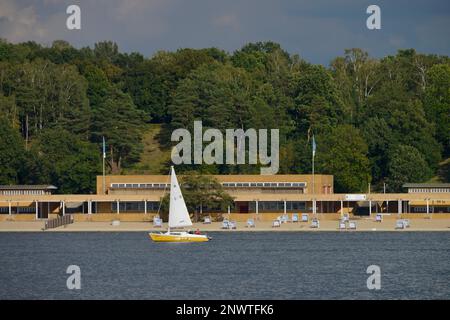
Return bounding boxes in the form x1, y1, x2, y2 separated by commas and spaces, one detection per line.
272, 219, 281, 227
203, 216, 212, 224
349, 221, 356, 230
339, 221, 346, 230
375, 214, 383, 222
311, 218, 320, 228
292, 213, 299, 223
153, 217, 162, 228
395, 219, 405, 229
342, 213, 350, 222
229, 220, 237, 229
247, 218, 255, 228
221, 219, 230, 229
301, 213, 309, 222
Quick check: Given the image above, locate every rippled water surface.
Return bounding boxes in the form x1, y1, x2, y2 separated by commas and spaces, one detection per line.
0, 232, 449, 299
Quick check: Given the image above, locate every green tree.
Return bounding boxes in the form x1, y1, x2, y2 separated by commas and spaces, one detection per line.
289, 64, 346, 136
160, 173, 234, 222
424, 64, 450, 156
26, 129, 101, 193
317, 125, 371, 192
90, 88, 147, 173
0, 118, 25, 184
387, 145, 432, 192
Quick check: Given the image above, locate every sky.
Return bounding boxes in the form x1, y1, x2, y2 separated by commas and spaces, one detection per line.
0, 0, 449, 64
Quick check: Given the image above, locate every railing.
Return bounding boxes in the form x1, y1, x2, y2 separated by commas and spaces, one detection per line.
44, 215, 74, 230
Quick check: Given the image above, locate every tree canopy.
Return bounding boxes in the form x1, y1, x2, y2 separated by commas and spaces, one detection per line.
0, 39, 448, 193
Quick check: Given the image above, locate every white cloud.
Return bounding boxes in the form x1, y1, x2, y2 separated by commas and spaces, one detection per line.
0, 1, 48, 42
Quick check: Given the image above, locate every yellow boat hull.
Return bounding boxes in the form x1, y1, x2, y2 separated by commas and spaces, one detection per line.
149, 232, 210, 242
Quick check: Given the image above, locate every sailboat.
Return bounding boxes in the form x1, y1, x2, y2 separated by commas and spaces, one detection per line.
149, 166, 210, 242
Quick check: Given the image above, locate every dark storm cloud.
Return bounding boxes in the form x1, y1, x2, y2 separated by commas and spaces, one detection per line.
0, 0, 449, 64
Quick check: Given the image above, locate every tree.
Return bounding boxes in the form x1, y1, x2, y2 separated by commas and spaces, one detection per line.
289, 64, 346, 136
387, 145, 432, 192
317, 125, 371, 192
160, 173, 234, 222
0, 118, 25, 184
424, 64, 450, 156
26, 129, 101, 194
90, 87, 147, 173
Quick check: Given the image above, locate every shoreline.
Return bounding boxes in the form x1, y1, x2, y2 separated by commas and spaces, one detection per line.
1, 219, 450, 232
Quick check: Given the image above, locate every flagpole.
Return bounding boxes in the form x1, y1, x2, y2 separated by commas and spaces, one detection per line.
102, 136, 106, 195
312, 151, 315, 195
312, 151, 315, 215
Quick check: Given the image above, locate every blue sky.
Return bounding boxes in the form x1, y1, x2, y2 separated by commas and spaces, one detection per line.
0, 0, 449, 64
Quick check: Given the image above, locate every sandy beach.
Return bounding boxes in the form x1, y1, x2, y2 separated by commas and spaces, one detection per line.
1, 218, 450, 232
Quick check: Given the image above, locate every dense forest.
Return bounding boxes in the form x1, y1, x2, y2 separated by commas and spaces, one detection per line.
0, 39, 449, 194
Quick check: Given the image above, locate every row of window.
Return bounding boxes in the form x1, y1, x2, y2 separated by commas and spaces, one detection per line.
0, 207, 36, 213
222, 182, 306, 188
0, 190, 48, 195
110, 182, 307, 189
248, 201, 306, 211
408, 188, 450, 193
111, 183, 169, 189
111, 201, 161, 212
412, 206, 450, 212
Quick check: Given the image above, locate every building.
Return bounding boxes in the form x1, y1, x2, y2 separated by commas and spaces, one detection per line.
0, 176, 449, 221
403, 183, 450, 213
98, 174, 333, 214
0, 185, 57, 196
403, 183, 450, 194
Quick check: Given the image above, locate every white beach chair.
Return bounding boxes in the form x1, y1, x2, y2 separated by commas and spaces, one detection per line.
228, 220, 237, 229
221, 219, 230, 229
203, 216, 212, 224
281, 214, 289, 223
375, 214, 382, 222
311, 219, 319, 228
403, 219, 410, 228
153, 217, 162, 228
339, 221, 346, 230
292, 213, 299, 223
272, 219, 281, 227
343, 213, 349, 222
301, 213, 309, 222
247, 218, 255, 228
349, 221, 356, 230
395, 219, 405, 229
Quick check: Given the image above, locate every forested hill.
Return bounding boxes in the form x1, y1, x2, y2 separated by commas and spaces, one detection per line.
0, 40, 449, 194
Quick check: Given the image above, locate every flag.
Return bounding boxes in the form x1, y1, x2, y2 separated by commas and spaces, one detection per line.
312, 135, 316, 158
102, 136, 106, 159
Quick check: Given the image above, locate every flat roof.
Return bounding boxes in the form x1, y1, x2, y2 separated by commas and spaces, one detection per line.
403, 183, 450, 188
0, 185, 57, 190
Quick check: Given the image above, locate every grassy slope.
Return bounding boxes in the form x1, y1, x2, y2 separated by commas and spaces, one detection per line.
428, 157, 450, 183
124, 124, 450, 181
123, 124, 171, 175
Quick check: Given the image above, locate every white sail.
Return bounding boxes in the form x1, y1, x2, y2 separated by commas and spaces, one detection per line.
168, 166, 192, 228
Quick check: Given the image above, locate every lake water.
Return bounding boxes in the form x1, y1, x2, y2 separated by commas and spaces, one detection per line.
0, 232, 449, 299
